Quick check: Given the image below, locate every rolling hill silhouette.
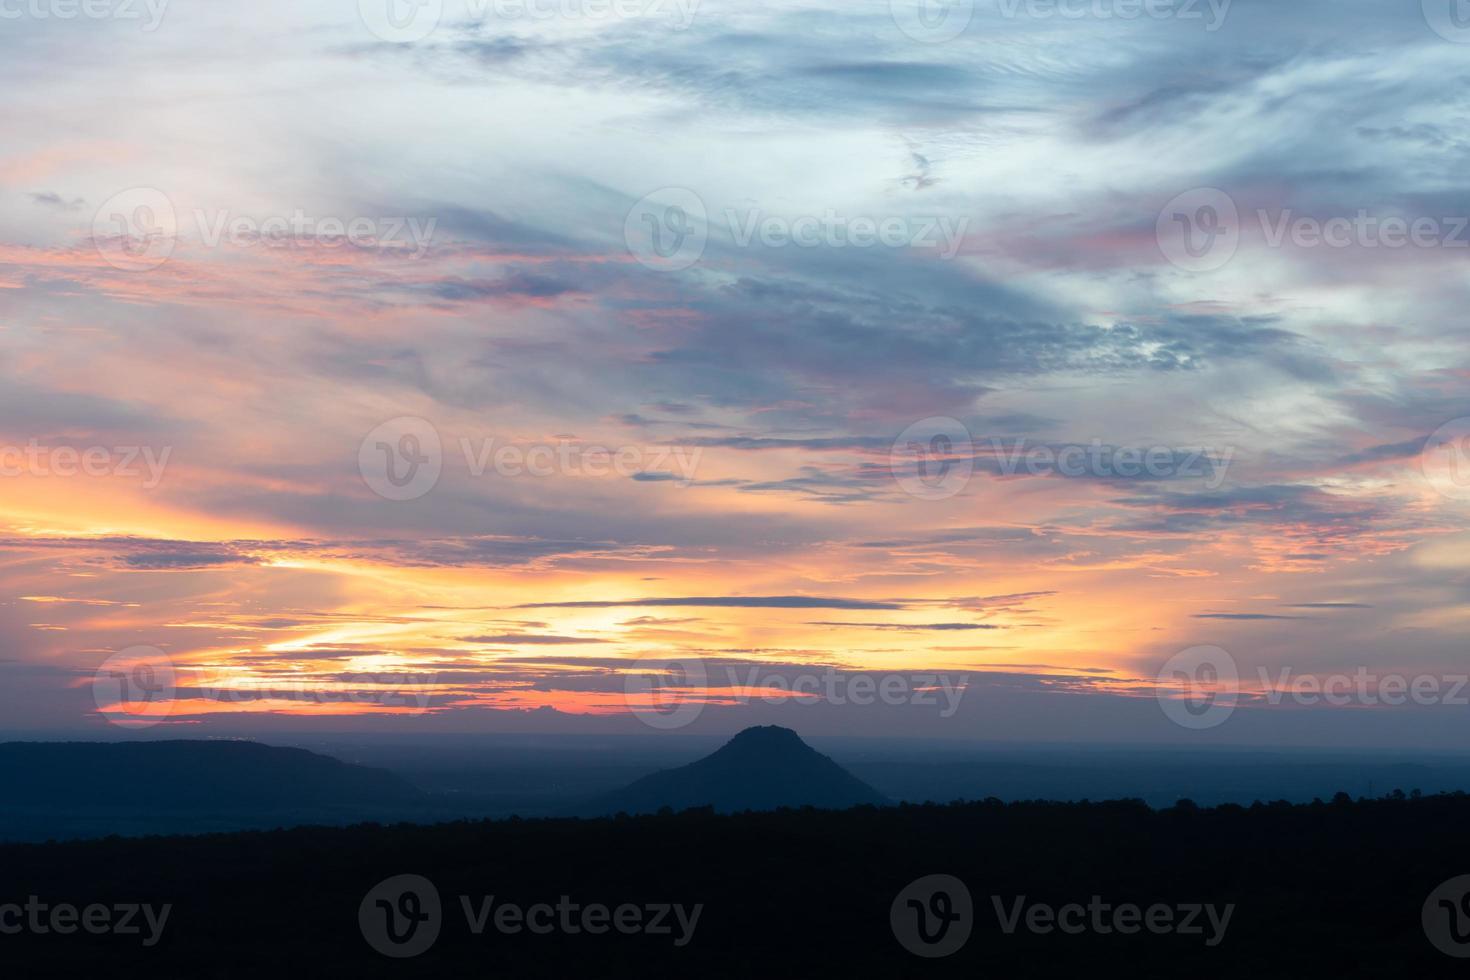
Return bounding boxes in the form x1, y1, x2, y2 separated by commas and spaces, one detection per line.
588, 726, 889, 815
0, 740, 421, 808
0, 740, 424, 841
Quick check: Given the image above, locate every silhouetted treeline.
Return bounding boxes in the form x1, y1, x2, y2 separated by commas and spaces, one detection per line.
0, 791, 1466, 977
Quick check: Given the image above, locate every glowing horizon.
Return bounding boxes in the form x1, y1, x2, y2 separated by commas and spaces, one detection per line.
3, 1, 1469, 746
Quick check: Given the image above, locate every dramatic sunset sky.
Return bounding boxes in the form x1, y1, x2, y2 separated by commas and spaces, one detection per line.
2, 0, 1468, 745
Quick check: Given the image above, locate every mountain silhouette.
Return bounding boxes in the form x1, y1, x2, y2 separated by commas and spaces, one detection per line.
587, 726, 888, 815
0, 740, 421, 809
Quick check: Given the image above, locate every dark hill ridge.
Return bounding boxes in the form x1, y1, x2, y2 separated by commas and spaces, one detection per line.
588, 726, 888, 815
0, 740, 420, 809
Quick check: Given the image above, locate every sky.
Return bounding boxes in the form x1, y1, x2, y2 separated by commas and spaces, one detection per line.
1, 0, 1469, 746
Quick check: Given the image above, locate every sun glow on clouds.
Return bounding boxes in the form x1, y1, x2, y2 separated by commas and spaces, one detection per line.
0, 1, 1466, 739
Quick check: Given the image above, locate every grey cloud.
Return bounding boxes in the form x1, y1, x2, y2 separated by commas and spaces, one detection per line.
29, 191, 85, 211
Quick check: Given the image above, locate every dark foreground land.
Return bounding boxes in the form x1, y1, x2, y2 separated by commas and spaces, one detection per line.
2, 792, 1467, 978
